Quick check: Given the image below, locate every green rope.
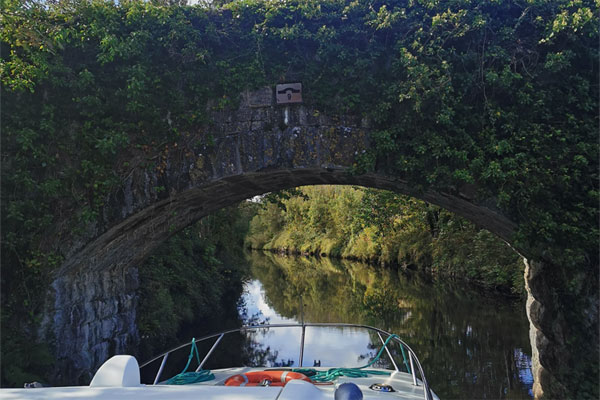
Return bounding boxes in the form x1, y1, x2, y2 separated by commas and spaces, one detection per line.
164, 370, 214, 385
293, 333, 406, 382
293, 367, 391, 382
165, 338, 215, 385
399, 342, 411, 374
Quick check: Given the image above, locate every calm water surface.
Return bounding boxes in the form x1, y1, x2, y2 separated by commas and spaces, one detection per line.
239, 252, 533, 399
141, 251, 533, 399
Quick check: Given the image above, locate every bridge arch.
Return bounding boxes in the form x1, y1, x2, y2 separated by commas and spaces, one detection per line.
67, 170, 518, 278
48, 88, 529, 385
43, 87, 591, 399
57, 88, 519, 279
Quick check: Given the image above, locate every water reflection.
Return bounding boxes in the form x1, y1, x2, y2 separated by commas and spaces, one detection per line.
243, 251, 533, 399
140, 251, 533, 399
241, 279, 394, 369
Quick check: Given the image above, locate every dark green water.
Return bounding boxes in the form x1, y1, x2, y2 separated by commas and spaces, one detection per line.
241, 251, 533, 399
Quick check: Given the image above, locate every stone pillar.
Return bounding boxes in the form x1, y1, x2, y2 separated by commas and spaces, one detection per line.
524, 258, 599, 399
42, 264, 140, 385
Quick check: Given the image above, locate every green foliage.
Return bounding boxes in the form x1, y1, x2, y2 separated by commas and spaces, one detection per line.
244, 200, 285, 249
261, 188, 309, 211
246, 186, 524, 294
1, 0, 597, 395
4, 0, 595, 270
0, 325, 55, 388
0, 249, 61, 387
136, 203, 255, 359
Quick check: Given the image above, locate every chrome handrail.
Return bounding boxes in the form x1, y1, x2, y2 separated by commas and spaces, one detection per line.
377, 331, 400, 372
140, 323, 433, 400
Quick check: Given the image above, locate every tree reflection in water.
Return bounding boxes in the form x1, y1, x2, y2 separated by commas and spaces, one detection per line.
246, 251, 533, 399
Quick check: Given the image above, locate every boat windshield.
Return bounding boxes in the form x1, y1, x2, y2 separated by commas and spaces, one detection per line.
139, 323, 433, 400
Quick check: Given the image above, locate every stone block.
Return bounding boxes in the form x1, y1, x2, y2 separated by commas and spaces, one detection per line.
247, 87, 273, 108
251, 120, 265, 131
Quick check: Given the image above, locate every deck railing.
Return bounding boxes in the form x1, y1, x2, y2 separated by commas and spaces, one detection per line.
140, 323, 434, 400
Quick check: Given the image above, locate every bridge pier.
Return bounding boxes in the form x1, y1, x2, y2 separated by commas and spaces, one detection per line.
41, 263, 139, 385
525, 258, 599, 399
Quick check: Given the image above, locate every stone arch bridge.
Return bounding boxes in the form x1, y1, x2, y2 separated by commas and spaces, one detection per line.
44, 87, 579, 397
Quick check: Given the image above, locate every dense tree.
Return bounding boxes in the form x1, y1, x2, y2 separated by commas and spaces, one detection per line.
246, 186, 525, 293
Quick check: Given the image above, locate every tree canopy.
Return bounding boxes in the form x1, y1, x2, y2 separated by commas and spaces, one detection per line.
2, 0, 597, 268
246, 185, 525, 294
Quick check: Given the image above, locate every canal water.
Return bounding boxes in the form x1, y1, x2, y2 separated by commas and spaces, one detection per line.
238, 251, 533, 399
141, 250, 533, 399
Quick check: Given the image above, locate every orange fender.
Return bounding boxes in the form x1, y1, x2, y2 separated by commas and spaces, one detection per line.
224, 370, 312, 387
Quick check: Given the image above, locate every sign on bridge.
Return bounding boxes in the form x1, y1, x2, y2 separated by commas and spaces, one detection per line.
276, 83, 302, 104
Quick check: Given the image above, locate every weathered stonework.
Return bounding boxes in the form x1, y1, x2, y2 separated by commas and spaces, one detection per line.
53, 88, 517, 282
42, 263, 139, 385
524, 258, 599, 399
525, 259, 567, 399
40, 87, 597, 398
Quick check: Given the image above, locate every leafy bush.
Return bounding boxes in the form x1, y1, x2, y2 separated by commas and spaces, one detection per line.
137, 203, 255, 361
246, 186, 524, 294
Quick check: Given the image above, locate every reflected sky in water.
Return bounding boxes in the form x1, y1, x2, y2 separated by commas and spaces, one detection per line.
242, 280, 378, 368
244, 280, 295, 324
141, 254, 533, 399
240, 253, 534, 399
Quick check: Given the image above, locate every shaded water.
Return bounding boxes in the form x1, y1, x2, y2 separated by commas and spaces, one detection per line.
141, 251, 533, 399
241, 251, 533, 399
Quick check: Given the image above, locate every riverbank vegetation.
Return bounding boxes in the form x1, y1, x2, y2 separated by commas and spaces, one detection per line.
137, 203, 255, 360
246, 251, 532, 398
246, 186, 524, 294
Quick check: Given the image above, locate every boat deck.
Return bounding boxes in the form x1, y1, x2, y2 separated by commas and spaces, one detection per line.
2, 323, 439, 400
2, 367, 436, 400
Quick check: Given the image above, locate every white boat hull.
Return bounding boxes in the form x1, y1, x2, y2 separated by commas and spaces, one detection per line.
2, 367, 439, 399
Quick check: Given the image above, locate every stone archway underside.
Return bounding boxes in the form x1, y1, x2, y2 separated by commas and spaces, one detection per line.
60, 167, 517, 279
57, 87, 517, 279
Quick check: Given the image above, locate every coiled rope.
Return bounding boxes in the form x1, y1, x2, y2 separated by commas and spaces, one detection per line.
292, 333, 410, 382
165, 338, 215, 385
164, 333, 410, 385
